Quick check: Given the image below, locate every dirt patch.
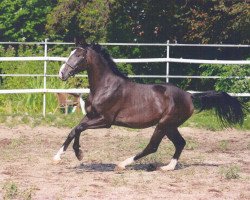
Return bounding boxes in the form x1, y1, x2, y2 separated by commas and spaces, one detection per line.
0, 138, 11, 148
0, 125, 249, 199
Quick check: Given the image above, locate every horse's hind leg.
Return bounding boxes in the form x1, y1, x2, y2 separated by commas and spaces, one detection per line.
159, 127, 186, 171
116, 125, 165, 171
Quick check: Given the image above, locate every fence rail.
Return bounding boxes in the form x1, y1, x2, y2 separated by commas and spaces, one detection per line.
0, 88, 90, 94
0, 40, 249, 116
1, 56, 250, 65
1, 41, 250, 47
0, 88, 249, 98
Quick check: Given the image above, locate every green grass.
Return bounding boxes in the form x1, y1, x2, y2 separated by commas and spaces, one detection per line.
0, 110, 249, 131
183, 110, 250, 131
2, 181, 18, 199
0, 112, 83, 128
218, 140, 230, 151
2, 181, 36, 200
219, 165, 241, 180
185, 137, 199, 150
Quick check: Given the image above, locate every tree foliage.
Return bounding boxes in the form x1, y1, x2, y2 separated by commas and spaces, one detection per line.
183, 0, 250, 44
200, 62, 250, 93
107, 0, 250, 44
1, 0, 249, 44
46, 0, 111, 42
0, 0, 57, 41
107, 0, 186, 43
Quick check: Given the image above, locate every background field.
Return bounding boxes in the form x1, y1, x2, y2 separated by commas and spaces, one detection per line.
0, 120, 249, 199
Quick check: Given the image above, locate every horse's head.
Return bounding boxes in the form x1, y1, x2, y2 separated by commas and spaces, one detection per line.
59, 46, 88, 81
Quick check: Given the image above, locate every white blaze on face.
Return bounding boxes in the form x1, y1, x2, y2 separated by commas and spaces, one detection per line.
59, 63, 66, 79
68, 49, 76, 60
59, 49, 76, 79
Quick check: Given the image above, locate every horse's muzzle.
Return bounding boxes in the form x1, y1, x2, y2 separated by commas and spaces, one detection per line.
59, 63, 70, 81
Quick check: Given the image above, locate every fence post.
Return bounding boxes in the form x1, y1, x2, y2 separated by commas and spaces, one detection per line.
166, 40, 170, 83
43, 39, 48, 117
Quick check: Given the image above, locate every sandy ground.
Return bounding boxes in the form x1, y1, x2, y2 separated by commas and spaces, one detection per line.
0, 125, 249, 200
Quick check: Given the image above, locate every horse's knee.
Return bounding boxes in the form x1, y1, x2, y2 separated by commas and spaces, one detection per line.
68, 129, 76, 138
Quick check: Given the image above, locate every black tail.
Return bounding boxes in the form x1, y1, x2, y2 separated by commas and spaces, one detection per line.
192, 91, 247, 127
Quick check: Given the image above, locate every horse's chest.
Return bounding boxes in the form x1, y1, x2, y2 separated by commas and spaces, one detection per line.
85, 97, 99, 116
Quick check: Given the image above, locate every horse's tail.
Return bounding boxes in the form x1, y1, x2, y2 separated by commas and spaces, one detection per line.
191, 91, 247, 127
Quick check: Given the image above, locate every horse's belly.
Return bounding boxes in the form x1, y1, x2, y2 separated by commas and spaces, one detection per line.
114, 108, 162, 129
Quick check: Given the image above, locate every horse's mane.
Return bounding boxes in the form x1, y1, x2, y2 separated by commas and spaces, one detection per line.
89, 43, 128, 79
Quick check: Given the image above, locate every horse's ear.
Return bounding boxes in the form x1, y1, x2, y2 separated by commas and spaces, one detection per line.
74, 37, 87, 47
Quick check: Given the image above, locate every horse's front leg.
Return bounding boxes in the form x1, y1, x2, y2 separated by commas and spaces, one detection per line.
53, 115, 110, 162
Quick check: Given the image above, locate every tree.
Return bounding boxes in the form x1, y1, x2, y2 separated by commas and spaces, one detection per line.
106, 0, 250, 88
107, 0, 186, 43
0, 0, 57, 41
46, 0, 111, 42
106, 1, 187, 83
182, 0, 250, 44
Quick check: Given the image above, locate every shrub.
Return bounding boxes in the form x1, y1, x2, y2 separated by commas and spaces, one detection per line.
200, 62, 250, 94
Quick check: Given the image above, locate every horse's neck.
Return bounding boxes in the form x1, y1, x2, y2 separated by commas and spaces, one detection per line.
87, 61, 116, 93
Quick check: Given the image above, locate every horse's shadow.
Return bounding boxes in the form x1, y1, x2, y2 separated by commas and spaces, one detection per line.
72, 162, 220, 173
73, 163, 157, 173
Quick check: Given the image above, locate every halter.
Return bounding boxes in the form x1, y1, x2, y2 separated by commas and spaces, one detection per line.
65, 47, 88, 75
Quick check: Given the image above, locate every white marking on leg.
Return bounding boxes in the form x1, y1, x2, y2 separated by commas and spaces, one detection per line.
159, 158, 178, 171
53, 146, 65, 162
117, 156, 135, 170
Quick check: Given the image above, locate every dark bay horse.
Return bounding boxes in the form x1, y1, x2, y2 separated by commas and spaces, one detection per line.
54, 42, 245, 171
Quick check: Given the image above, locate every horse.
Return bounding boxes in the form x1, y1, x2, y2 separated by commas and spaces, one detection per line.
54, 42, 245, 171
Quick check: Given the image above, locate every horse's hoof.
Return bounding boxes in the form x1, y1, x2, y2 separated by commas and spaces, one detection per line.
114, 165, 126, 172
158, 159, 178, 171
76, 149, 84, 161
53, 156, 62, 165
157, 165, 175, 171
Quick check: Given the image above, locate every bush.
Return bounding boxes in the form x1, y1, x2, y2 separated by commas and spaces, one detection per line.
200, 62, 250, 93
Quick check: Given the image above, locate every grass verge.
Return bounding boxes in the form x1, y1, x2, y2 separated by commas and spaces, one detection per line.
183, 111, 250, 131
0, 110, 249, 131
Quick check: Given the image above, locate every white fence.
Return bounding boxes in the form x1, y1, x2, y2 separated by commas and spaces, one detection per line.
0, 40, 249, 116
